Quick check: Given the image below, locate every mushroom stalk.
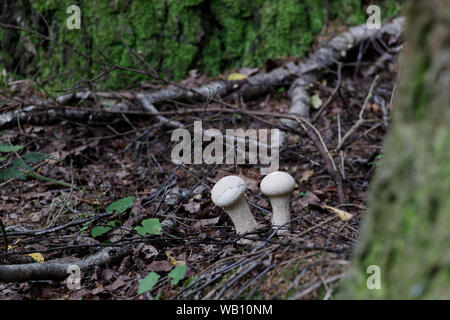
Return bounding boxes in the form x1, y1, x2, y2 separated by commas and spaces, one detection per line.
268, 196, 291, 232
211, 175, 259, 243
260, 171, 295, 235
221, 197, 258, 235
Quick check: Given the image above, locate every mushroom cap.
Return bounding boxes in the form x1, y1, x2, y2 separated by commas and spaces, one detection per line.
260, 171, 295, 196
211, 175, 247, 208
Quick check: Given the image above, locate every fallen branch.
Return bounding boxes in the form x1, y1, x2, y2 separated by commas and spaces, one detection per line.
0, 244, 132, 282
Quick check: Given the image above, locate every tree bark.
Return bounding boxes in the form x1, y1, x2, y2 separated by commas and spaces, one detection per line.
340, 0, 450, 299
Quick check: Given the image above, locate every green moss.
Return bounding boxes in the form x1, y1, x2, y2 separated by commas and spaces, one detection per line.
330, 0, 365, 25
5, 0, 402, 91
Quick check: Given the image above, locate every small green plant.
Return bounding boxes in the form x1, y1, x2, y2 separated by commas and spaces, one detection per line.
138, 272, 161, 295
90, 196, 136, 238
297, 191, 310, 197
138, 265, 188, 296
0, 138, 70, 187
134, 218, 162, 236
369, 154, 384, 166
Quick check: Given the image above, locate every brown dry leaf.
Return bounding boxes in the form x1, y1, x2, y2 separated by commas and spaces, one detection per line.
140, 244, 158, 260
298, 191, 321, 210
241, 176, 259, 193
324, 205, 353, 221
148, 260, 173, 272
300, 170, 314, 183
92, 285, 105, 295
307, 192, 321, 205
192, 216, 220, 231
106, 275, 127, 291
183, 202, 201, 213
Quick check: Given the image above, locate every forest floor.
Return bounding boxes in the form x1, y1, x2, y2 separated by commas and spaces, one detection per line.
0, 35, 400, 299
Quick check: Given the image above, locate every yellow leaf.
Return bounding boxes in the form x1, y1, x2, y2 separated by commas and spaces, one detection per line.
28, 252, 45, 263
7, 245, 13, 251
311, 94, 322, 109
228, 73, 248, 81
324, 205, 353, 221
165, 251, 177, 266
166, 251, 186, 266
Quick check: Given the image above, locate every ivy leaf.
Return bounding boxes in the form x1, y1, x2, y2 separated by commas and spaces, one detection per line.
0, 144, 22, 153
91, 226, 112, 238
106, 196, 134, 214
135, 218, 162, 236
168, 265, 187, 286
138, 272, 160, 295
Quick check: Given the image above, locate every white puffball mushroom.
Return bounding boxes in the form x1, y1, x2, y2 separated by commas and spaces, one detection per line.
211, 175, 259, 241
260, 171, 295, 235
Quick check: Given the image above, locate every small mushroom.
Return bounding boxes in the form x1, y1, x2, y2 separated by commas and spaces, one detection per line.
260, 171, 295, 234
211, 176, 259, 241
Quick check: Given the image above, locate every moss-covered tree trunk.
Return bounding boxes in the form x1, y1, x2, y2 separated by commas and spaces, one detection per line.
341, 0, 450, 299
0, 0, 401, 91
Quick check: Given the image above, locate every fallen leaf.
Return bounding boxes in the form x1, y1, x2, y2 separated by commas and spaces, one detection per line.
28, 252, 44, 263
311, 94, 322, 109
241, 176, 259, 193
228, 73, 248, 81
324, 205, 353, 221
194, 217, 220, 228
147, 260, 173, 272
183, 202, 201, 213
300, 170, 314, 183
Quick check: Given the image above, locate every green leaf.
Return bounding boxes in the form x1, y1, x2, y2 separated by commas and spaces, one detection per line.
106, 196, 134, 214
12, 158, 32, 171
79, 220, 92, 233
168, 265, 187, 286
0, 157, 5, 161
22, 153, 54, 163
107, 220, 118, 227
134, 218, 162, 236
91, 226, 112, 238
183, 276, 196, 288
0, 144, 22, 153
138, 272, 160, 295
0, 168, 26, 181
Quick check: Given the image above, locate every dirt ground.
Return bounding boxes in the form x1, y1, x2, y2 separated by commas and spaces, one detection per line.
0, 36, 400, 299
